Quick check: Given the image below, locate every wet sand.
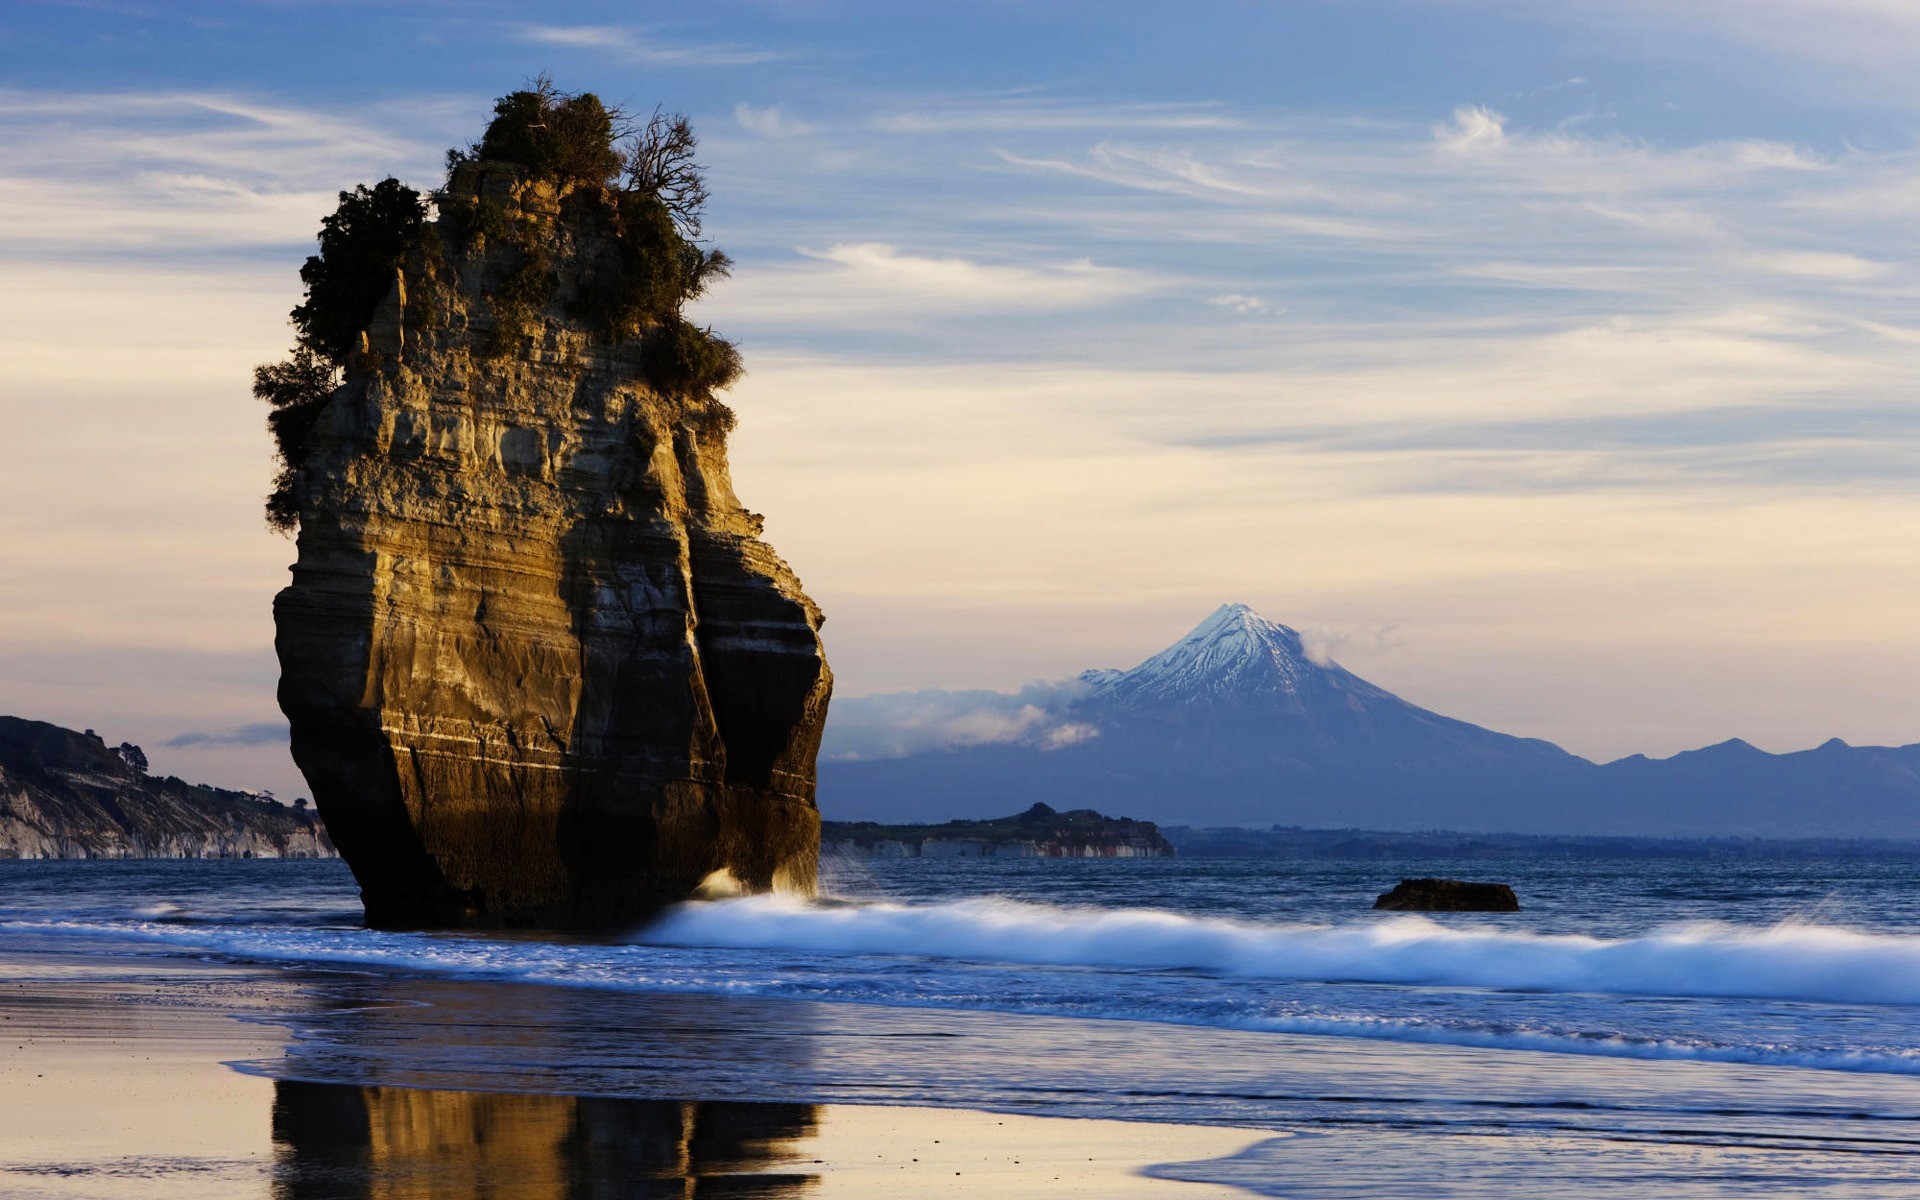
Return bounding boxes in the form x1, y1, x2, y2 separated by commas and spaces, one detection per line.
9, 930, 1920, 1197
0, 946, 1256, 1199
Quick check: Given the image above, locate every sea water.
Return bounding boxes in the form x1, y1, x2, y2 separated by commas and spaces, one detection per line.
4, 853, 1919, 1077
5, 853, 1920, 1194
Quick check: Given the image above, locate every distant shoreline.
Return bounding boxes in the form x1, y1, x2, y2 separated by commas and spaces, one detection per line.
1163, 824, 1920, 860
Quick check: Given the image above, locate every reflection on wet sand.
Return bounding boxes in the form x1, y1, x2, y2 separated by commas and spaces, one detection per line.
273, 1081, 820, 1199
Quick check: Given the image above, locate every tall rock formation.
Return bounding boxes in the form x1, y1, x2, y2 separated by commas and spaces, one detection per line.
270, 89, 831, 928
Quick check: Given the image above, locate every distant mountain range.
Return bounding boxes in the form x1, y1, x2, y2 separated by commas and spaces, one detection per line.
820, 604, 1920, 837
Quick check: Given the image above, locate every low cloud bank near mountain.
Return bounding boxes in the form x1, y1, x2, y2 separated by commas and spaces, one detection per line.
824, 682, 1097, 761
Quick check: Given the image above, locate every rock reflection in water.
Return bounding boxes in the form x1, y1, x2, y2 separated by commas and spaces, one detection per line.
272, 1079, 820, 1198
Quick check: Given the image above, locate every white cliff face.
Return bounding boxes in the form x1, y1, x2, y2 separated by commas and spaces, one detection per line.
0, 719, 335, 860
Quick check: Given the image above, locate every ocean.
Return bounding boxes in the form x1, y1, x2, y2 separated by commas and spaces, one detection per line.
5, 853, 1920, 1195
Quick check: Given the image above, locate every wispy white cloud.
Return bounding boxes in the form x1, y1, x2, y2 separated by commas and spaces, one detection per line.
1744, 250, 1889, 280
702, 242, 1158, 320
1207, 293, 1279, 315
872, 98, 1243, 135
735, 102, 816, 139
1434, 105, 1507, 153
1518, 0, 1920, 98
517, 23, 788, 68
0, 89, 451, 251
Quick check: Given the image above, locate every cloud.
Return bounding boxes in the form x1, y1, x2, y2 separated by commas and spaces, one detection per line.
807, 243, 1142, 306
1301, 625, 1404, 667
517, 24, 786, 67
735, 103, 816, 139
993, 145, 1405, 241
1435, 105, 1508, 153
8, 75, 1920, 781
1207, 293, 1277, 315
824, 683, 1097, 760
871, 98, 1242, 135
1744, 250, 1889, 280
0, 89, 451, 252
1521, 1, 1920, 99
164, 722, 288, 749
701, 243, 1157, 321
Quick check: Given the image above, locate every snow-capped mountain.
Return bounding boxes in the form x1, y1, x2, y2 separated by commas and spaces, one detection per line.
824, 603, 1578, 828
1080, 604, 1344, 708
1065, 603, 1572, 771
820, 604, 1920, 836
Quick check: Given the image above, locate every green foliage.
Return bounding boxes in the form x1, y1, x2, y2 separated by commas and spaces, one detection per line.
566, 191, 732, 337
252, 345, 339, 532
290, 178, 426, 363
641, 317, 743, 398
435, 192, 513, 252
484, 250, 557, 357
403, 234, 447, 332
468, 78, 624, 187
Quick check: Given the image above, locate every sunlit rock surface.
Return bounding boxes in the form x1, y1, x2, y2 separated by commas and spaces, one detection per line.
275, 167, 830, 929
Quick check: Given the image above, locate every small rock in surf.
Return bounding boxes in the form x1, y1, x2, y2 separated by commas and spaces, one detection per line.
1373, 878, 1520, 912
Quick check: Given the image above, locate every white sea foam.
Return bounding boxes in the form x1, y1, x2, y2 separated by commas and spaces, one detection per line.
644, 895, 1920, 1007
13, 895, 1920, 1076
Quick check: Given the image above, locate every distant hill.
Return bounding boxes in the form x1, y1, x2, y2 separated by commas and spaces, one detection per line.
824, 803, 1172, 859
820, 605, 1920, 838
0, 716, 334, 859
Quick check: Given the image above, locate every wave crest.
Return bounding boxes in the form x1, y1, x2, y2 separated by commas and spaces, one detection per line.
643, 895, 1920, 1007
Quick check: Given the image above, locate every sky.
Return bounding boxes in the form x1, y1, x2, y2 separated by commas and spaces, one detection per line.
4, 0, 1920, 799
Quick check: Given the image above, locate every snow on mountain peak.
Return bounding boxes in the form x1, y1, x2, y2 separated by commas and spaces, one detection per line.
1084, 603, 1324, 706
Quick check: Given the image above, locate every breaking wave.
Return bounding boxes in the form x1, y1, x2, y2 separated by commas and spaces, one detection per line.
645, 895, 1920, 1008
13, 894, 1920, 1076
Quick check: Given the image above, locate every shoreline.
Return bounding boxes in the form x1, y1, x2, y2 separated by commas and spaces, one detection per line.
8, 905, 1920, 1195
0, 940, 1259, 1199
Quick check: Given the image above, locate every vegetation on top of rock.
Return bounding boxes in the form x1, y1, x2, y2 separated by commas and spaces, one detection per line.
624, 107, 711, 238
252, 345, 340, 532
290, 178, 428, 362
253, 78, 742, 533
256, 178, 421, 530
642, 316, 744, 397
466, 81, 625, 188
449, 76, 713, 237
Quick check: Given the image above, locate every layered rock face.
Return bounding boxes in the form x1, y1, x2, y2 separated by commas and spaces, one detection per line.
274, 165, 831, 929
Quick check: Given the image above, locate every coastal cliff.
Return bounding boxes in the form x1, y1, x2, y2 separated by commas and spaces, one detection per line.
268, 86, 831, 928
0, 717, 333, 859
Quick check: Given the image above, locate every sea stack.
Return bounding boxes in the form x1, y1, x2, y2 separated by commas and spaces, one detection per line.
266, 84, 831, 928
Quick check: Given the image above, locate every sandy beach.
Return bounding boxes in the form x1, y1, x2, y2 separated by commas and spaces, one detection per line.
0, 941, 1258, 1199
9, 894, 1920, 1199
